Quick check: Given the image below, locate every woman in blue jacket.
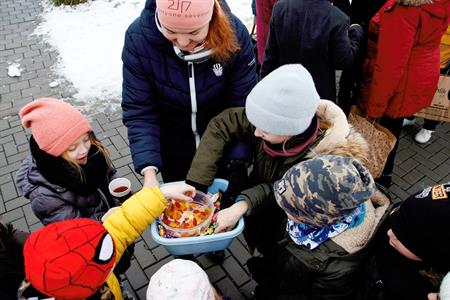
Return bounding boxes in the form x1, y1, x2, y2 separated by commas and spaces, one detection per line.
121, 0, 257, 186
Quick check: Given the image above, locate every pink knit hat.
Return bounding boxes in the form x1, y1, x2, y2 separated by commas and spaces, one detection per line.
19, 98, 91, 157
156, 0, 215, 29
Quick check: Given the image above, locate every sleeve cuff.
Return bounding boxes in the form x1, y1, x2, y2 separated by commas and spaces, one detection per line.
140, 166, 159, 176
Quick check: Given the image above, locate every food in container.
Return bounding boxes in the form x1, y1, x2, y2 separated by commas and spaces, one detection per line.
160, 191, 214, 237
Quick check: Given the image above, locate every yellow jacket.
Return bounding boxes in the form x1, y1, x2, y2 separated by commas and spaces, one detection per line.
440, 25, 450, 69
102, 187, 167, 300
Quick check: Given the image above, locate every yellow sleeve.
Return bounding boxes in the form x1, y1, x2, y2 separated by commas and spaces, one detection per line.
103, 187, 167, 260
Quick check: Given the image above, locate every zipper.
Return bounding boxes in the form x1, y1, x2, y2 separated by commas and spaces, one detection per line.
188, 62, 201, 148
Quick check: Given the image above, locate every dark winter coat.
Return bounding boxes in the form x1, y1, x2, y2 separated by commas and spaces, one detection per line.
121, 0, 257, 182
261, 0, 363, 101
357, 0, 450, 118
257, 183, 393, 299
187, 101, 362, 253
255, 0, 279, 63
0, 223, 28, 299
15, 156, 116, 225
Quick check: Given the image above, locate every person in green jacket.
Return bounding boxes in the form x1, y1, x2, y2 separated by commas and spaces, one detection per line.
186, 64, 370, 255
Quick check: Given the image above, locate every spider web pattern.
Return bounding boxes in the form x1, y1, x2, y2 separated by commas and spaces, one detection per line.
24, 219, 115, 299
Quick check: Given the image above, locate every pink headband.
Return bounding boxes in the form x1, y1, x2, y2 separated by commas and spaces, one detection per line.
156, 0, 215, 29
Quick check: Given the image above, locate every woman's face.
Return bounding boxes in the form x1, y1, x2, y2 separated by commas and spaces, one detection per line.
64, 133, 91, 165
387, 229, 422, 261
160, 23, 209, 52
254, 128, 291, 144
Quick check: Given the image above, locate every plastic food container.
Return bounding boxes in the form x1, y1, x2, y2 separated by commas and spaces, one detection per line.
159, 191, 214, 237
150, 178, 245, 256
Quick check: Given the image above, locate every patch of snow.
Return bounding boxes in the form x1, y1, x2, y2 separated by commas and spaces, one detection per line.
7, 63, 22, 77
33, 0, 253, 114
49, 80, 60, 88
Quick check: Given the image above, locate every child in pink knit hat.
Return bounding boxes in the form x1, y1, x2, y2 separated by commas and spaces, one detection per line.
15, 98, 134, 276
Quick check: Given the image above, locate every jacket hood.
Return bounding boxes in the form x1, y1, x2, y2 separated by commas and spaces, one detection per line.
308, 127, 370, 168
303, 101, 390, 254
396, 0, 433, 6
306, 100, 370, 167
140, 0, 167, 47
15, 155, 64, 198
396, 0, 449, 19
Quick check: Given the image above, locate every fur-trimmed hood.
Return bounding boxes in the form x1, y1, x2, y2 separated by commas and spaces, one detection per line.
304, 101, 391, 254
397, 0, 433, 6
309, 127, 370, 169
395, 0, 448, 20
307, 100, 370, 170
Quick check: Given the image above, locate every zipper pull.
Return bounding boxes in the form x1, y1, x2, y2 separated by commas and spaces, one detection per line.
188, 62, 193, 78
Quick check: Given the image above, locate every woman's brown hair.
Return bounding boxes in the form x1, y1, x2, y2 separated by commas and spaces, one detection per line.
206, 0, 240, 63
61, 132, 112, 183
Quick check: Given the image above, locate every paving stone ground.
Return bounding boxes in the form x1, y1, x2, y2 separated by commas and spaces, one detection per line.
0, 0, 449, 299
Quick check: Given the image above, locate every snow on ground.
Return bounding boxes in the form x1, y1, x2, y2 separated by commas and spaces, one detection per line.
33, 0, 253, 113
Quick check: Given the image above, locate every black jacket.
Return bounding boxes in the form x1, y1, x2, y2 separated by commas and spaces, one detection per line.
0, 223, 28, 299
261, 0, 363, 101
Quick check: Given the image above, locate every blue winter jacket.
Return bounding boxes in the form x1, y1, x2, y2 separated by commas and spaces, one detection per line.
121, 0, 257, 181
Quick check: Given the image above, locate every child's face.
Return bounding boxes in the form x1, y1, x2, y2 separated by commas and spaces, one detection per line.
64, 133, 91, 165
387, 229, 422, 261
254, 128, 290, 144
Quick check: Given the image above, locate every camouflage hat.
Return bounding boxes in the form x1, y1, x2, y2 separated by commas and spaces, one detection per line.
273, 155, 375, 227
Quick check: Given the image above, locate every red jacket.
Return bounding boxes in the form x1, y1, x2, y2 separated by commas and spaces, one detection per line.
358, 0, 449, 118
256, 0, 278, 63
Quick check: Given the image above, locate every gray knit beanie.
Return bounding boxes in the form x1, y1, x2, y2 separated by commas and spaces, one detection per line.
246, 64, 320, 135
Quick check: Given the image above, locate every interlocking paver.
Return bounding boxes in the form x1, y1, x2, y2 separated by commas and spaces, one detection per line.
216, 277, 247, 300
134, 240, 157, 269
5, 196, 28, 211
125, 259, 150, 290
0, 206, 24, 223
0, 151, 6, 167
205, 264, 227, 282
1, 180, 16, 201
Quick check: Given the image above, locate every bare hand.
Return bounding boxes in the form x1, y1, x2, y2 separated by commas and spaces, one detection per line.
214, 201, 248, 233
101, 207, 120, 222
160, 183, 195, 202
143, 169, 160, 188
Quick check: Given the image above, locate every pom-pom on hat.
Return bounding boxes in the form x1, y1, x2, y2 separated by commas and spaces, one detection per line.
246, 64, 320, 136
390, 182, 450, 269
19, 98, 91, 157
147, 259, 215, 300
273, 155, 375, 227
23, 218, 116, 299
156, 0, 215, 29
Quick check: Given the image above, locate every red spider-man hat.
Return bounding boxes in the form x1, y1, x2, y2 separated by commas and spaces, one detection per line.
23, 218, 116, 299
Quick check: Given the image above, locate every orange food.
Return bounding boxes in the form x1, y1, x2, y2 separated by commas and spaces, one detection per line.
161, 199, 212, 230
